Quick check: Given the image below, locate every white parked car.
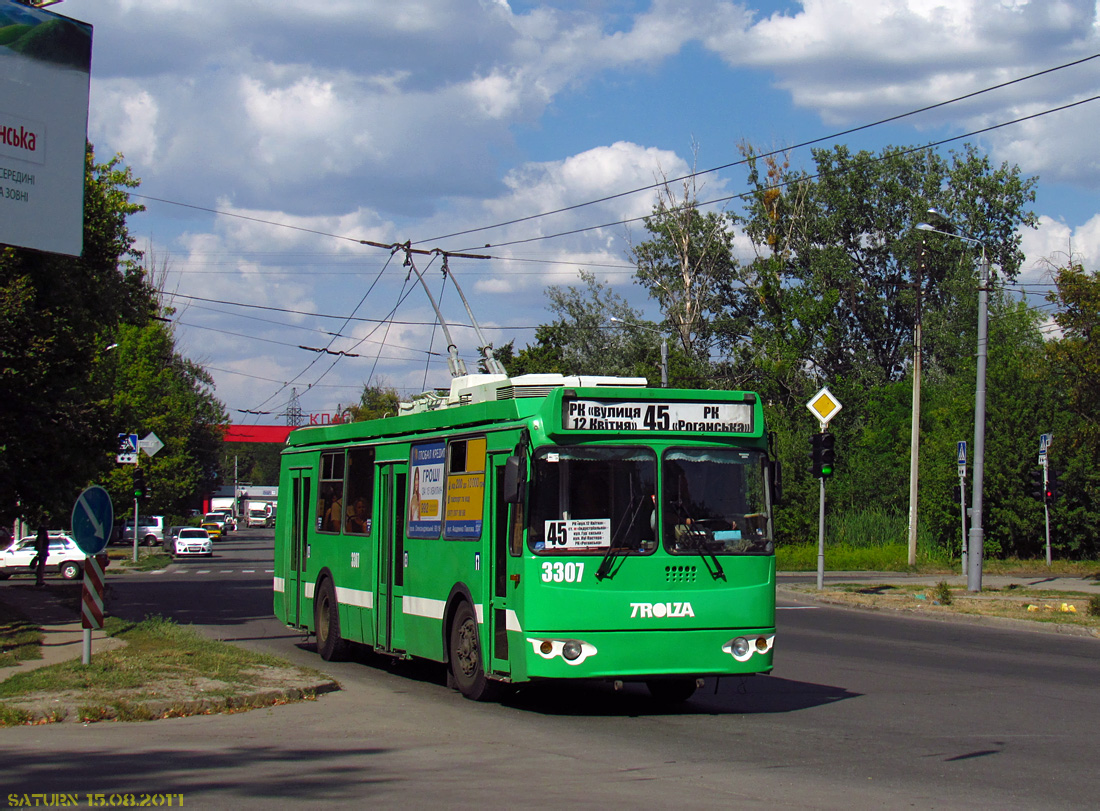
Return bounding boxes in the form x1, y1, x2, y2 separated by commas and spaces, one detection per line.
173, 528, 213, 557
0, 533, 89, 580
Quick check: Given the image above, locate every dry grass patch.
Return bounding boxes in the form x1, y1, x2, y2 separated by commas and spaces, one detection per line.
796, 582, 1100, 632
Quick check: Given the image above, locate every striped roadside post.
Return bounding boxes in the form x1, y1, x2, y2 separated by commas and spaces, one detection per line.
81, 553, 108, 664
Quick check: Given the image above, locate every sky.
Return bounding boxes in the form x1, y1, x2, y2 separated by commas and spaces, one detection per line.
48, 0, 1100, 425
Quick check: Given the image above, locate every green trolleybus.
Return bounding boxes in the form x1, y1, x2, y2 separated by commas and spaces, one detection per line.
273, 373, 781, 702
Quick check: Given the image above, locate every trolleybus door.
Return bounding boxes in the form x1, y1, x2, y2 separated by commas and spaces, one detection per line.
284, 468, 311, 627
486, 453, 513, 676
376, 463, 407, 653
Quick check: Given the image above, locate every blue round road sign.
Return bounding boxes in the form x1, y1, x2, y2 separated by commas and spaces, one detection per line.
71, 486, 114, 556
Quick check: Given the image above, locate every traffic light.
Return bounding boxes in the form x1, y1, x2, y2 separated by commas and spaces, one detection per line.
820, 431, 836, 478
1029, 468, 1045, 501
810, 431, 837, 478
1045, 468, 1059, 503
133, 467, 146, 501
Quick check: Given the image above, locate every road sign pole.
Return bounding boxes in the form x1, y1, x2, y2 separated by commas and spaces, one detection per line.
1043, 457, 1052, 567
81, 554, 106, 665
132, 496, 139, 563
816, 477, 826, 590
959, 473, 967, 576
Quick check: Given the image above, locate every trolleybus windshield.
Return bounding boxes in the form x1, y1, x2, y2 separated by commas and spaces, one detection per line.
662, 448, 774, 556
528, 446, 657, 555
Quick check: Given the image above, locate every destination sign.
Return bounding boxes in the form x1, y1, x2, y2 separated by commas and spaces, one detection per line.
563, 399, 753, 433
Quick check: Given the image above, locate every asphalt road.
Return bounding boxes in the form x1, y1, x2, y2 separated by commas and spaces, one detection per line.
2, 529, 1097, 808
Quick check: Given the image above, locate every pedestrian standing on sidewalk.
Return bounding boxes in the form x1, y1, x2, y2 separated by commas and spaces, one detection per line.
31, 525, 50, 587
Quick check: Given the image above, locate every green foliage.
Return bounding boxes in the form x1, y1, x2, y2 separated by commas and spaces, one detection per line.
102, 321, 228, 516
0, 147, 228, 525
0, 149, 150, 524
345, 382, 401, 422
218, 443, 283, 492
629, 169, 736, 362
933, 581, 953, 605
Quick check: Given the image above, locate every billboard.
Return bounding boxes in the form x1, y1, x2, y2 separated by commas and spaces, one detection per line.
0, 0, 92, 257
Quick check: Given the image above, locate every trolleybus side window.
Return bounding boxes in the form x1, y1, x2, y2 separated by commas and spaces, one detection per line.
528, 446, 657, 555
344, 447, 375, 535
444, 436, 487, 540
661, 448, 774, 556
317, 450, 345, 533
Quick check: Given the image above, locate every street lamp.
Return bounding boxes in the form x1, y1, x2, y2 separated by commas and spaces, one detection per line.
609, 317, 668, 387
916, 210, 989, 592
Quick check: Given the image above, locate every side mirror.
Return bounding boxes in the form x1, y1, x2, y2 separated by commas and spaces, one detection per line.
503, 454, 525, 504
770, 460, 783, 506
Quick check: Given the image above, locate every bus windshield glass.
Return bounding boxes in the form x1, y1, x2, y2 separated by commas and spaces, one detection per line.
529, 446, 657, 555
662, 448, 773, 556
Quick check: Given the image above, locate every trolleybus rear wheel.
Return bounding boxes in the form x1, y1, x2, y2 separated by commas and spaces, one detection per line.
448, 601, 498, 701
646, 678, 697, 703
315, 578, 348, 661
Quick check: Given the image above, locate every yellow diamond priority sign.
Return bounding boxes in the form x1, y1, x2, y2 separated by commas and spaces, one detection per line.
807, 387, 842, 428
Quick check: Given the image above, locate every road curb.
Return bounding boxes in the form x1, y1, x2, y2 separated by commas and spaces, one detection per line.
778, 585, 1100, 639
2, 679, 341, 725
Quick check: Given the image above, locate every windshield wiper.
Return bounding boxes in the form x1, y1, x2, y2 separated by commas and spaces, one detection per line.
673, 505, 726, 582
595, 494, 649, 581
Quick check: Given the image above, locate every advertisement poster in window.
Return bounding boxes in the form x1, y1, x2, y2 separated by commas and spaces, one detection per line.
408, 441, 445, 538
444, 437, 486, 539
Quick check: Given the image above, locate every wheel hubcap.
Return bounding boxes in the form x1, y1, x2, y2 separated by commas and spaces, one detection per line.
455, 618, 477, 677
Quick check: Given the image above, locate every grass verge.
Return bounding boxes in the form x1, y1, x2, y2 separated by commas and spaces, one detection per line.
0, 603, 43, 668
105, 548, 173, 572
0, 615, 335, 725
790, 580, 1100, 633
777, 542, 1100, 577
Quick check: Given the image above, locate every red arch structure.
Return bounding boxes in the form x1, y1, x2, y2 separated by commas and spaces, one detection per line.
224, 425, 295, 444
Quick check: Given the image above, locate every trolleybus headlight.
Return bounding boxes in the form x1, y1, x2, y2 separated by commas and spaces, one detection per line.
562, 640, 582, 661
540, 640, 554, 655
731, 637, 750, 658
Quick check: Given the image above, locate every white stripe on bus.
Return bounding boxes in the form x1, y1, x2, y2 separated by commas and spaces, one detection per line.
273, 576, 284, 593
335, 586, 374, 609
402, 595, 447, 620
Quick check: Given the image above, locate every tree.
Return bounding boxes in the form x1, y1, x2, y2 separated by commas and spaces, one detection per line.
1, 148, 229, 525
1041, 258, 1100, 557
0, 148, 150, 524
730, 143, 1037, 394
629, 156, 737, 365
510, 270, 670, 382
345, 382, 401, 422
100, 320, 228, 517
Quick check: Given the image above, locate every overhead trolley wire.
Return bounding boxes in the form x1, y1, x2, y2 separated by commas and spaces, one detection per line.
414, 53, 1100, 245
129, 53, 1100, 262
469, 92, 1100, 252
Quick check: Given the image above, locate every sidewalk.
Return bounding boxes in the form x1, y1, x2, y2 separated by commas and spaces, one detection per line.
0, 581, 125, 682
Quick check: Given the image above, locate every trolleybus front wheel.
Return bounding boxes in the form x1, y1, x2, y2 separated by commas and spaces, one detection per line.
448, 601, 498, 701
315, 577, 348, 662
646, 678, 697, 703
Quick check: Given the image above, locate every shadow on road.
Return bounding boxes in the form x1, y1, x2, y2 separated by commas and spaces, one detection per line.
2, 745, 398, 802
